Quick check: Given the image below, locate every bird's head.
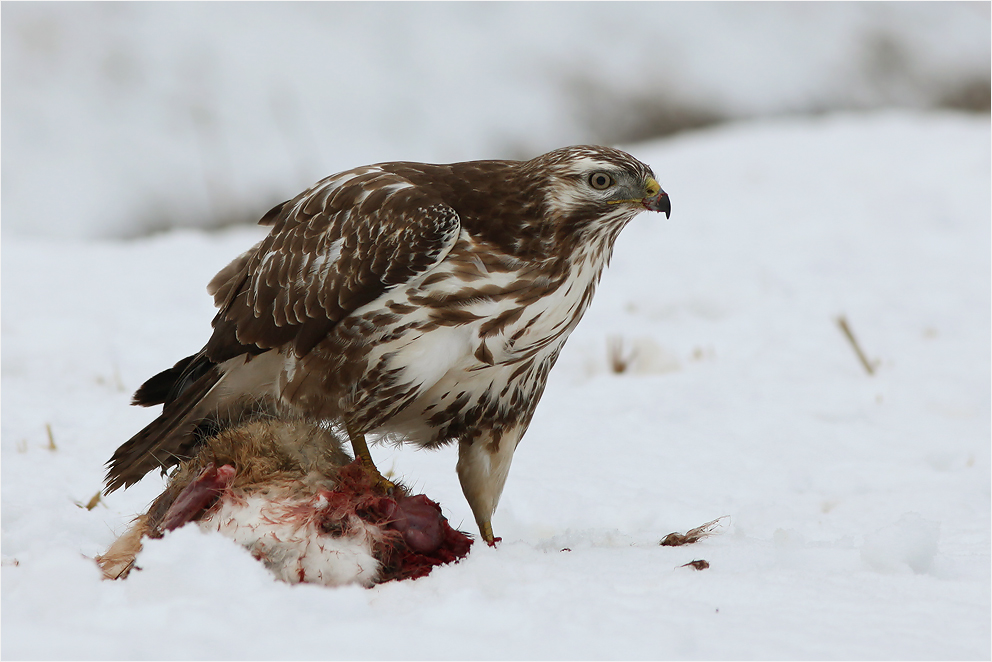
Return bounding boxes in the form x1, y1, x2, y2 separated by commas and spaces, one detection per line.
531, 145, 671, 229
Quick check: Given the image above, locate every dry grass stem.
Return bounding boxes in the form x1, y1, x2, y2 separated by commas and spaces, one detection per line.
84, 491, 102, 511
837, 315, 877, 375
607, 335, 638, 374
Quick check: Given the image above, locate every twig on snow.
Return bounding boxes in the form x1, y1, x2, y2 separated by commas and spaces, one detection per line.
607, 335, 638, 374
837, 315, 878, 375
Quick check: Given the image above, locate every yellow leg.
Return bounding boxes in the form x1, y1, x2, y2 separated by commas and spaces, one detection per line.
347, 426, 396, 494
478, 519, 500, 546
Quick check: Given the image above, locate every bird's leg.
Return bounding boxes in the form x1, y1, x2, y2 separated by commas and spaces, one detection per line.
457, 432, 519, 546
347, 425, 396, 495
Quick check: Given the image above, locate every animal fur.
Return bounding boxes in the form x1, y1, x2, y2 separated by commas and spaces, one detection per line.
97, 417, 471, 586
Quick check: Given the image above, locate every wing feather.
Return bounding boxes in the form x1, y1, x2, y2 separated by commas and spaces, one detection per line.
205, 169, 461, 361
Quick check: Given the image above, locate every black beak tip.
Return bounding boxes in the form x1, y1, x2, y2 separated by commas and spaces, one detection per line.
648, 193, 671, 218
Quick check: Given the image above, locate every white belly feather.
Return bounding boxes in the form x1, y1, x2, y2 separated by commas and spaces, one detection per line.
366, 243, 606, 442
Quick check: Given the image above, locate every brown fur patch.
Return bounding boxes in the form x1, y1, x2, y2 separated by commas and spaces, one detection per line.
96, 514, 151, 580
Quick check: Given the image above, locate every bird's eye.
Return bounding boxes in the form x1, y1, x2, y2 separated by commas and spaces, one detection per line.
589, 172, 614, 190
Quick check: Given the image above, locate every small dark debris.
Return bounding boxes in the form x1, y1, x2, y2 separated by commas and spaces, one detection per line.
660, 517, 726, 546
560, 547, 571, 552
607, 336, 637, 374
661, 532, 691, 546
76, 491, 102, 511
681, 559, 710, 571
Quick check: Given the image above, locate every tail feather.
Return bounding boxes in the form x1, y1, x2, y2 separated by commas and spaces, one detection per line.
132, 353, 216, 407
105, 365, 223, 493
109, 349, 284, 494
131, 355, 195, 407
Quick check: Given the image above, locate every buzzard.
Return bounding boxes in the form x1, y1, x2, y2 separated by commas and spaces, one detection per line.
105, 145, 670, 544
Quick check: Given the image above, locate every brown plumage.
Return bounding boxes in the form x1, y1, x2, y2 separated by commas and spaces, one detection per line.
104, 145, 670, 543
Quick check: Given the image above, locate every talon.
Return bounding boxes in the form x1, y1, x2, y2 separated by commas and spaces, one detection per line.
361, 460, 396, 495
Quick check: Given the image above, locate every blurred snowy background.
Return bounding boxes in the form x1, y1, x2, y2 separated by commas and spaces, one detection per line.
2, 2, 989, 238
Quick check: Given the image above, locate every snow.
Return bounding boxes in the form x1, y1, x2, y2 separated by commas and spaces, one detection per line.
3, 3, 988, 240
2, 111, 988, 659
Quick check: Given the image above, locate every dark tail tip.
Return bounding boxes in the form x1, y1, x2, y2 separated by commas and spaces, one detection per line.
132, 353, 214, 407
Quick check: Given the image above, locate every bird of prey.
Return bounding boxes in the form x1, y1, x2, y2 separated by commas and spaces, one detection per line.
105, 145, 670, 544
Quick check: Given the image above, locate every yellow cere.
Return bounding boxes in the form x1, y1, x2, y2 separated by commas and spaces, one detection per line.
606, 176, 661, 205
645, 177, 660, 197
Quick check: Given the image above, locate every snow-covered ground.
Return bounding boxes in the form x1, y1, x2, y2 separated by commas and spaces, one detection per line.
2, 111, 988, 659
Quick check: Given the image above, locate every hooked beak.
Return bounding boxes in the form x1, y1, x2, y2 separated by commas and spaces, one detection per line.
642, 177, 670, 218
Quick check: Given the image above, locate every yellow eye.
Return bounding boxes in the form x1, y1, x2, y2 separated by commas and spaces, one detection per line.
589, 172, 614, 190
